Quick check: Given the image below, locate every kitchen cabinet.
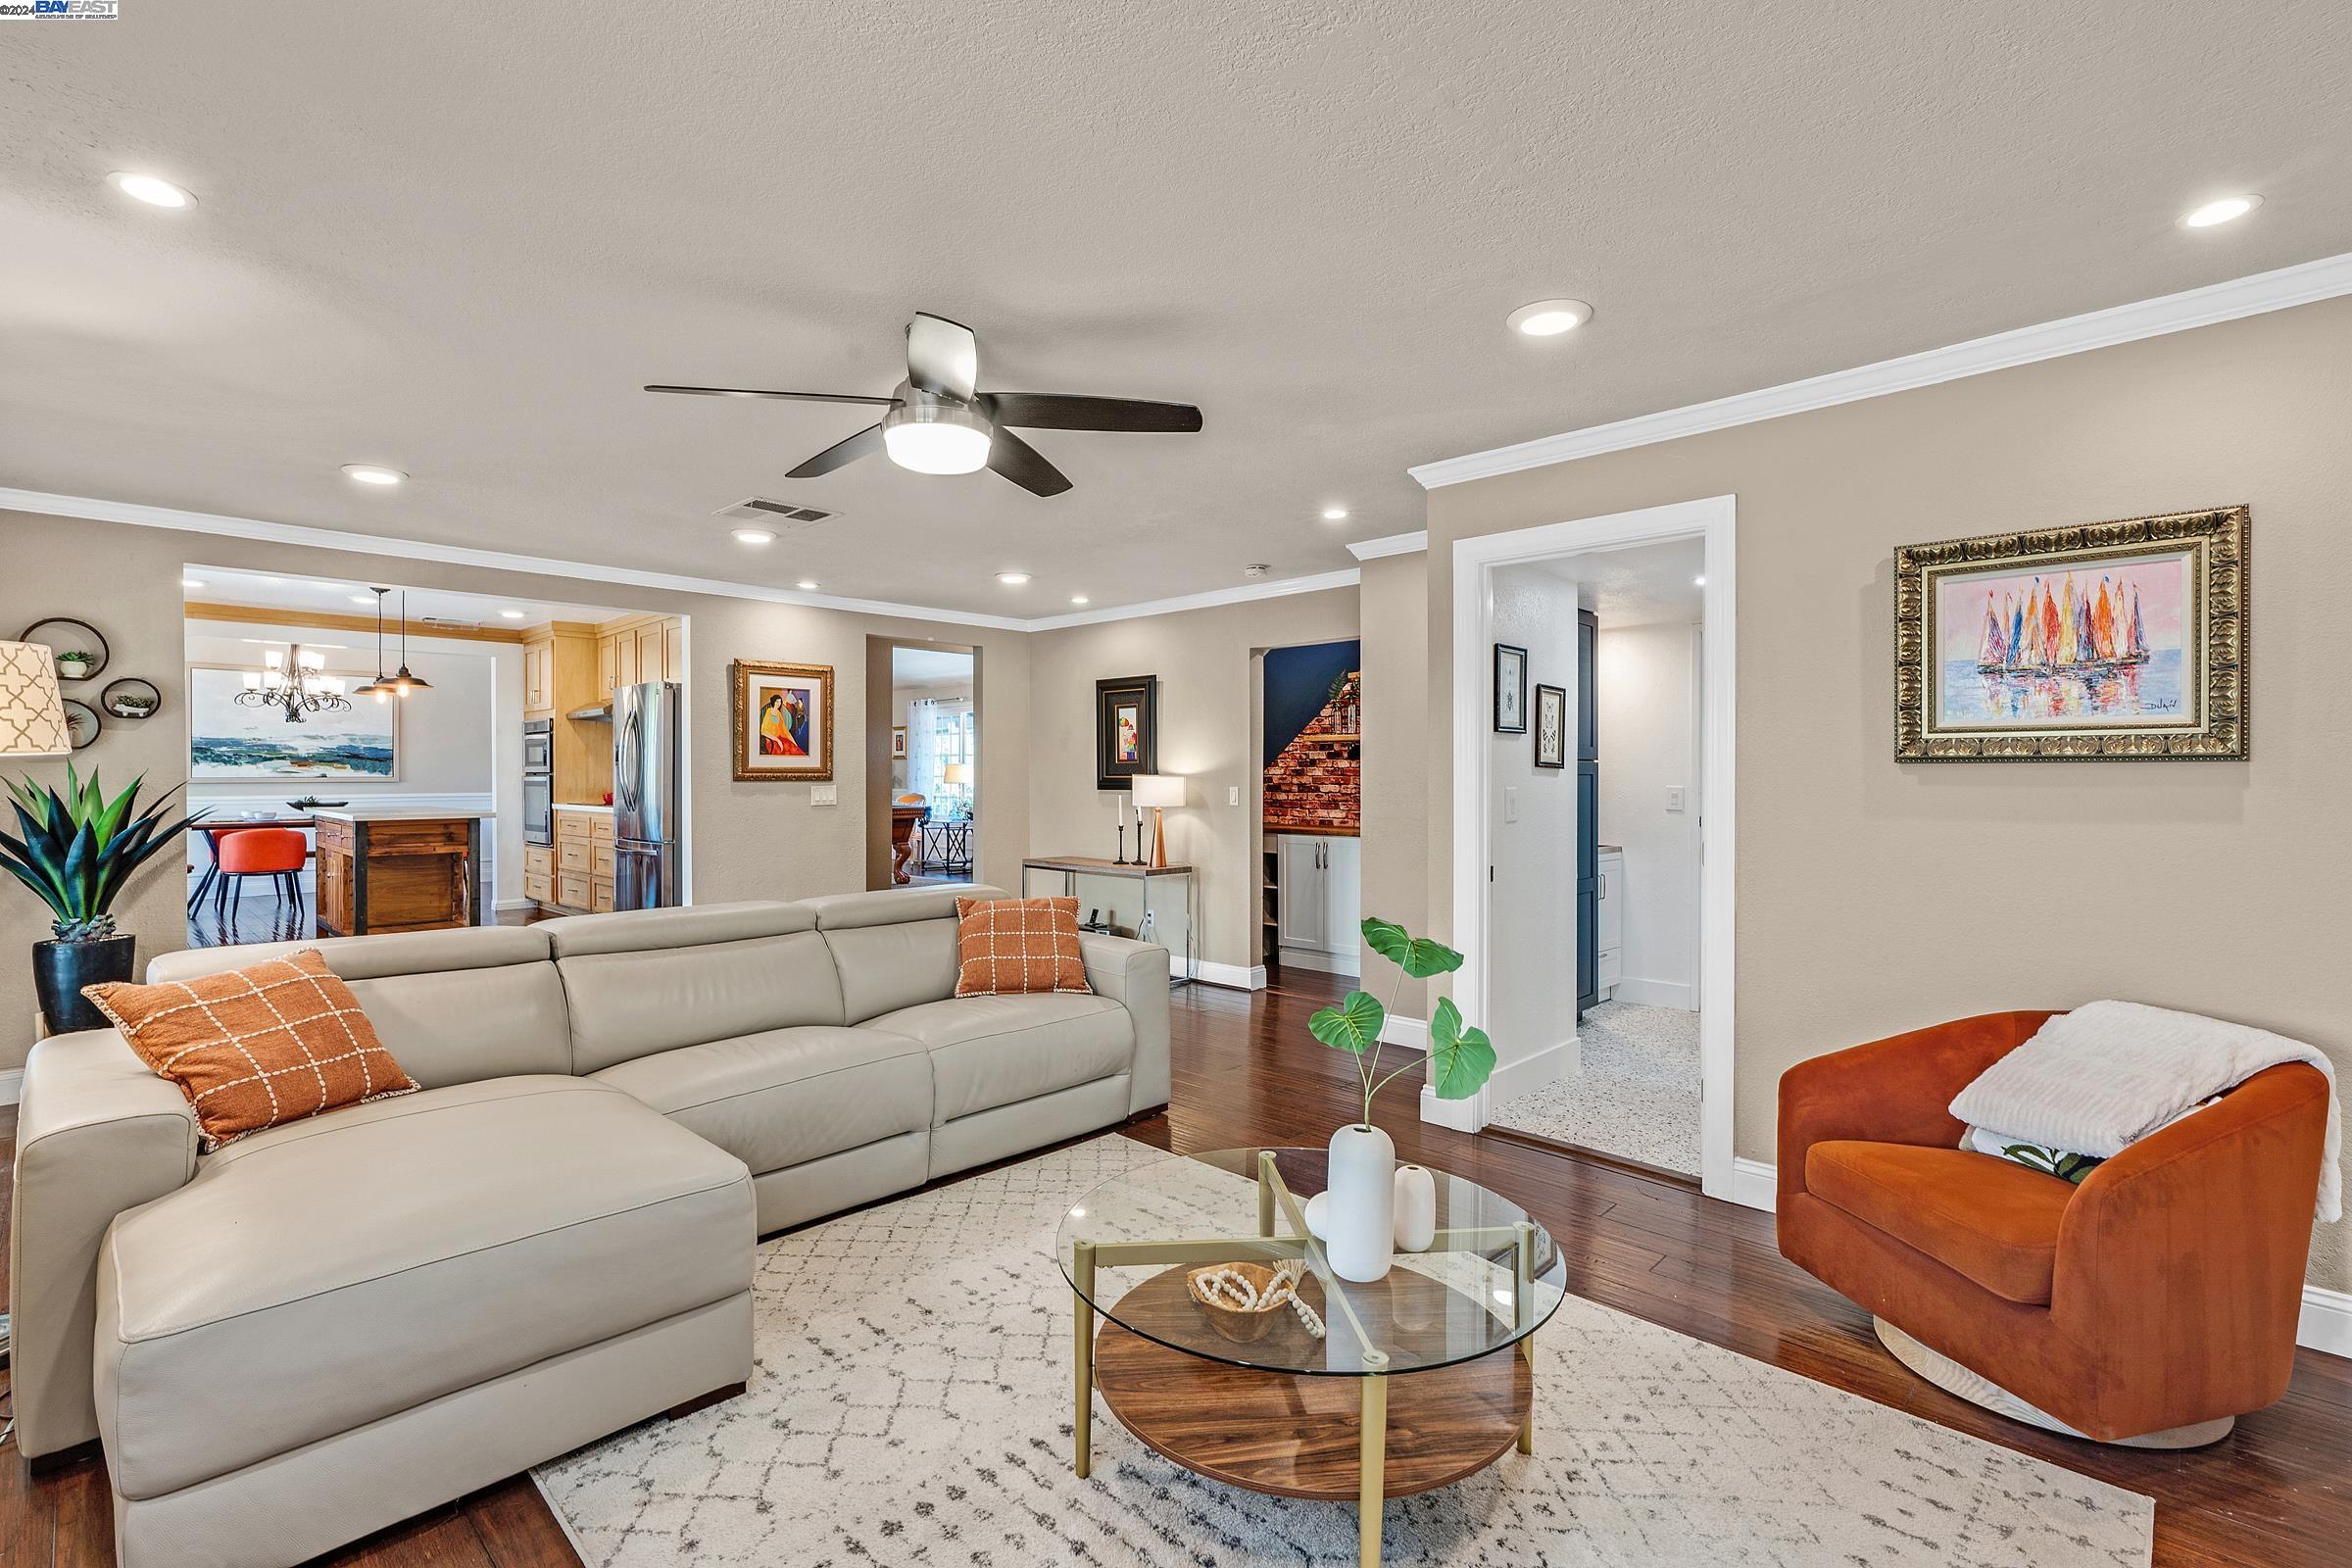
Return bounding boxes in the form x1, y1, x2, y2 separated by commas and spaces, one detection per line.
521, 638, 555, 718
634, 624, 662, 688
1596, 847, 1625, 1003
597, 634, 617, 699
544, 807, 616, 914
314, 810, 486, 936
1274, 833, 1360, 973
595, 615, 684, 698
523, 844, 553, 904
662, 618, 684, 681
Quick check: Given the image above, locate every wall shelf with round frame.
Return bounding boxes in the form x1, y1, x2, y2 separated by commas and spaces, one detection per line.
99, 677, 163, 721
19, 616, 110, 685
61, 699, 102, 751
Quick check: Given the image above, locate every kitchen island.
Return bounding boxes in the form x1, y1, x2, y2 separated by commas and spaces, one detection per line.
314, 808, 492, 937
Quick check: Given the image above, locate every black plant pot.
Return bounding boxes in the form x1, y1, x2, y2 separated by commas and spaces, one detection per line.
33, 934, 136, 1035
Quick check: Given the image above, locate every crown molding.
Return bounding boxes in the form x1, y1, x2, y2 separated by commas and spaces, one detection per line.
1410, 250, 2352, 489
1023, 567, 1360, 631
2, 487, 1373, 634
0, 487, 1034, 632
1346, 530, 1428, 561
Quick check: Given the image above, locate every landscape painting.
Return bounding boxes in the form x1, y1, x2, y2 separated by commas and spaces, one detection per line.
1895, 506, 2248, 761
187, 665, 397, 779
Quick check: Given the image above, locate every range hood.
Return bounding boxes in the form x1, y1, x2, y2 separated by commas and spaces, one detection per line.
566, 703, 612, 721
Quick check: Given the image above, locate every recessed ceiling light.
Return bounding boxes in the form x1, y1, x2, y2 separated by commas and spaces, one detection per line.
731, 527, 775, 545
1693, 574, 1706, 587
499, 609, 526, 619
1507, 298, 1593, 337
795, 579, 819, 592
1070, 595, 1090, 606
2180, 194, 2261, 228
997, 572, 1030, 586
181, 577, 206, 590
108, 172, 194, 209
341, 464, 406, 485
1321, 507, 1348, 521
349, 594, 373, 606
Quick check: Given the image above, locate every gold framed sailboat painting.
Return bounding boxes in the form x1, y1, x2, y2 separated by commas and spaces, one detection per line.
1895, 506, 2248, 760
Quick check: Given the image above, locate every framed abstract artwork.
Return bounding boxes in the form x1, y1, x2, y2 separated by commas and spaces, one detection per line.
1494, 643, 1528, 733
1533, 683, 1567, 768
891, 724, 908, 760
188, 664, 398, 779
731, 660, 835, 781
1894, 505, 2248, 761
1095, 674, 1158, 790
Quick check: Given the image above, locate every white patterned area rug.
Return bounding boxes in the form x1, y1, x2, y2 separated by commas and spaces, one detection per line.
534, 1135, 2153, 1566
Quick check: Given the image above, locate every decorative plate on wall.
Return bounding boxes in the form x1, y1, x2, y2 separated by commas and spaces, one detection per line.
20, 616, 110, 684
62, 699, 102, 750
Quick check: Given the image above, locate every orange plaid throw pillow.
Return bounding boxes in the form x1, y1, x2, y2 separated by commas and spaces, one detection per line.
83, 949, 419, 1151
953, 896, 1093, 998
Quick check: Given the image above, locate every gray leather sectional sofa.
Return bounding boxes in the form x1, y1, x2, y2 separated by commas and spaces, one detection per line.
7, 884, 1169, 1568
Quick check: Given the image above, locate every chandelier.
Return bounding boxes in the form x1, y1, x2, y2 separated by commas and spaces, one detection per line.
235, 644, 352, 723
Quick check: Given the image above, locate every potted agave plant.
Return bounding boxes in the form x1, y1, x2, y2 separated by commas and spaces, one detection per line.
2, 767, 204, 1034
1307, 916, 1495, 1282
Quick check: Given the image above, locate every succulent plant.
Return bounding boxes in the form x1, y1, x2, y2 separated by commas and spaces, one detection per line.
1, 766, 205, 942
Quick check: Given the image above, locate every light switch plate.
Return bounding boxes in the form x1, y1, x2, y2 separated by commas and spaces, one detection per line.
810, 784, 839, 807
1504, 786, 1519, 823
1228, 785, 1241, 807
1666, 786, 1686, 813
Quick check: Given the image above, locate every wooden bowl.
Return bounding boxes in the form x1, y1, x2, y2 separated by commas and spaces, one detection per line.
1185, 1262, 1296, 1343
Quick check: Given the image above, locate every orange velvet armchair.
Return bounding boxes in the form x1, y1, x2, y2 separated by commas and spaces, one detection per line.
1778, 1010, 2330, 1445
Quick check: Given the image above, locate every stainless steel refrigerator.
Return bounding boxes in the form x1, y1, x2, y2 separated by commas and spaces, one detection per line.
612, 680, 682, 909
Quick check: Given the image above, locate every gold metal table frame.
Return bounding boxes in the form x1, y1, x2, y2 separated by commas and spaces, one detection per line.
1069, 1151, 1541, 1567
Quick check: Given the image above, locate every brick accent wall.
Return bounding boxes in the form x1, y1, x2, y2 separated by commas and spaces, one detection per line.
1263, 670, 1360, 831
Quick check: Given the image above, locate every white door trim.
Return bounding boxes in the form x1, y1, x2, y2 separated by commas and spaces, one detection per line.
1442, 493, 1739, 1201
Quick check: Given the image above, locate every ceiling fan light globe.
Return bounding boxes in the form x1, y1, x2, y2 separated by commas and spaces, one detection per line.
881, 401, 992, 474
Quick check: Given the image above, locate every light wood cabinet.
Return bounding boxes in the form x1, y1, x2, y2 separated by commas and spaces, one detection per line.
523, 844, 553, 904
613, 630, 638, 690
593, 615, 684, 697
522, 638, 556, 718
634, 624, 662, 687
662, 618, 683, 681
596, 635, 617, 699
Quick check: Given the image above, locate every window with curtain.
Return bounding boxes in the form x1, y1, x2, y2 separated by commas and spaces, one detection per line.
906, 697, 975, 818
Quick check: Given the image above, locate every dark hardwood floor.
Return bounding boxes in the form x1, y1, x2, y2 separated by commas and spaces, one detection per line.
4, 973, 2344, 1566
185, 891, 546, 949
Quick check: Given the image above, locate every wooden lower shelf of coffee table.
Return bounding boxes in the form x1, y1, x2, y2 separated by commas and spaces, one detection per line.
1092, 1316, 1532, 1501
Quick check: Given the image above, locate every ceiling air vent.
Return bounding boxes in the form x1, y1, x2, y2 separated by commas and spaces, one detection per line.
713, 497, 833, 527
418, 615, 485, 631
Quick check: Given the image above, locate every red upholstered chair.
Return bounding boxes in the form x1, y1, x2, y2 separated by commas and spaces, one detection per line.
1778, 1011, 2330, 1446
212, 827, 309, 920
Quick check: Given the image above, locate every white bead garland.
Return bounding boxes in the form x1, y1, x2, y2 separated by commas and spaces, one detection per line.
1192, 1262, 1326, 1339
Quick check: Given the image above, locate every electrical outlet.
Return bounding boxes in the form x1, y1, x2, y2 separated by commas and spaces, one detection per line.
1665, 786, 1686, 813
810, 784, 838, 807
1228, 784, 1241, 807
1504, 786, 1519, 823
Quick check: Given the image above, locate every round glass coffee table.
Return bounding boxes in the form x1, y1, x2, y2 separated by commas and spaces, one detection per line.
1056, 1147, 1565, 1566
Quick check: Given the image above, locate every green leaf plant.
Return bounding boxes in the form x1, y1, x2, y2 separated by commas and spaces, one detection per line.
0, 765, 207, 943
1308, 916, 1495, 1129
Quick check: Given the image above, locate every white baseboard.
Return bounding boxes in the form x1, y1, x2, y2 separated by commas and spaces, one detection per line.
1482, 1035, 1578, 1110
2301, 1286, 2352, 1359
0, 1067, 21, 1106
1185, 959, 1264, 990
1381, 1015, 1428, 1050
1720, 1157, 2348, 1358
1731, 1156, 1779, 1212
1612, 976, 1695, 1009
494, 898, 538, 912
1419, 1082, 1479, 1132
1277, 946, 1361, 978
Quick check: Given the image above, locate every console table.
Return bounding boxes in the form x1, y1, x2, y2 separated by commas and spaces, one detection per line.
917, 817, 974, 877
1020, 856, 1196, 987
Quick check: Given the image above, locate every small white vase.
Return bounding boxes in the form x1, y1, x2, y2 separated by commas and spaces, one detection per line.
1302, 1191, 1331, 1241
1393, 1164, 1437, 1252
1326, 1123, 1396, 1282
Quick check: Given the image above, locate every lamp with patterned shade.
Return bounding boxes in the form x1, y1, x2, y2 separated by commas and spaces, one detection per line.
0, 640, 72, 757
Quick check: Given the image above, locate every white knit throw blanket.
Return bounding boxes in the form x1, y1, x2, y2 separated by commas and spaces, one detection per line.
1949, 1001, 2341, 1222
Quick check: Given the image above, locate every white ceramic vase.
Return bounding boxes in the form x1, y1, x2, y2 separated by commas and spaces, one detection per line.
1393, 1163, 1437, 1252
1326, 1123, 1396, 1282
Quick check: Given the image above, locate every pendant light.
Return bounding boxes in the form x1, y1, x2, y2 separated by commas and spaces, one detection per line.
353, 587, 393, 701
385, 590, 432, 696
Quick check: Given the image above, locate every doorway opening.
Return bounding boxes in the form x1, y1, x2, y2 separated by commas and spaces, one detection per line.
1446, 494, 1737, 1200
869, 641, 977, 889
1256, 638, 1361, 998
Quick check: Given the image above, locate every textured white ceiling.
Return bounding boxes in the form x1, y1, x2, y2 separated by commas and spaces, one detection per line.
5, 2, 2348, 617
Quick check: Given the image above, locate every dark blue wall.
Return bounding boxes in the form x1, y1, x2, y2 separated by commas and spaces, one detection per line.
1263, 640, 1360, 765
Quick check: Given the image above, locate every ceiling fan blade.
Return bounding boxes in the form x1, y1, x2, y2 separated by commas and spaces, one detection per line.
905, 313, 979, 401
986, 427, 1073, 497
644, 385, 900, 405
787, 421, 886, 478
979, 392, 1202, 433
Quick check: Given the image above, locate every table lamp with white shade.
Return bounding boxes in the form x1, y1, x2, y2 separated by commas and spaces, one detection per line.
1, 640, 73, 758
941, 760, 971, 817
1130, 773, 1183, 869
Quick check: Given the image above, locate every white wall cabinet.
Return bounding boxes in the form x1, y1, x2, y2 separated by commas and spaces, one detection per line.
1276, 834, 1361, 975
1596, 847, 1625, 1002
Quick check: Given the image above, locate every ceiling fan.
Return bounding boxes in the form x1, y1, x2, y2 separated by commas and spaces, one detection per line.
645, 312, 1201, 498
